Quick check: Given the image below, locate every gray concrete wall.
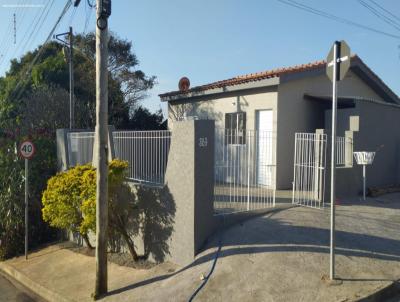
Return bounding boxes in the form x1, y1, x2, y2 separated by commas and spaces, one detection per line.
164, 119, 216, 266
276, 69, 386, 190
325, 100, 400, 197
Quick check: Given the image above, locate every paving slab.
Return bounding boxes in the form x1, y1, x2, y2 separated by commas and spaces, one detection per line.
1, 193, 399, 302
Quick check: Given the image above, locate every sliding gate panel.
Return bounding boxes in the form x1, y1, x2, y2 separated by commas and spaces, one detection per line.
214, 128, 276, 214
292, 132, 327, 209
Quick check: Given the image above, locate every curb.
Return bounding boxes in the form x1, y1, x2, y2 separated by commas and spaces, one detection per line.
0, 262, 73, 302
356, 280, 400, 302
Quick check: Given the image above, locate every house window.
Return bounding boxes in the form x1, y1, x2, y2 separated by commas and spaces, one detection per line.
225, 112, 246, 145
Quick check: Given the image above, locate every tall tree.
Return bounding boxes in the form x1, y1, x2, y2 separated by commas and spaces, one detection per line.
0, 31, 160, 259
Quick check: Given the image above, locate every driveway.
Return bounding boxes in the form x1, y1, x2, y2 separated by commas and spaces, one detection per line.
2, 193, 400, 302
117, 193, 400, 301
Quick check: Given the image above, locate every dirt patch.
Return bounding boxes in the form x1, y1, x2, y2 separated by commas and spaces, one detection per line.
58, 241, 157, 270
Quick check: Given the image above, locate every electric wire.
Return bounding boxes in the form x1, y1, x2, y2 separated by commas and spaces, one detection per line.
0, 0, 23, 68
12, 0, 49, 60
276, 0, 400, 39
20, 0, 55, 56
367, 0, 400, 23
83, 0, 94, 34
7, 0, 72, 101
358, 0, 400, 32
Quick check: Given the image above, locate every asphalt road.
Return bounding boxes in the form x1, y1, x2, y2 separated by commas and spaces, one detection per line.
0, 273, 41, 302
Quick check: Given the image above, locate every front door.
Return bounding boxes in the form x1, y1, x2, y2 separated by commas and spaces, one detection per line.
256, 110, 273, 186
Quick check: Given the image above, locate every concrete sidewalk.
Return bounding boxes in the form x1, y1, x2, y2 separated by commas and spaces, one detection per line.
1, 194, 400, 302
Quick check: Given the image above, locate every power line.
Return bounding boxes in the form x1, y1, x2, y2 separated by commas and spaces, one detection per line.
367, 0, 400, 23
83, 0, 94, 34
0, 0, 22, 66
0, 0, 32, 61
8, 0, 72, 101
276, 0, 400, 39
20, 0, 55, 56
16, 0, 49, 54
357, 0, 400, 32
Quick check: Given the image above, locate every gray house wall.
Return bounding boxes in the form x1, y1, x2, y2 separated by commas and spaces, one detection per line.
325, 100, 400, 197
166, 65, 398, 195
276, 68, 386, 190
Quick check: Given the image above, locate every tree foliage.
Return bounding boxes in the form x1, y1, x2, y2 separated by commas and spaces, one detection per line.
0, 31, 162, 259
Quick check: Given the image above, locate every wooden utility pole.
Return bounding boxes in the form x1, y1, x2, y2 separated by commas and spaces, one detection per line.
94, 0, 111, 298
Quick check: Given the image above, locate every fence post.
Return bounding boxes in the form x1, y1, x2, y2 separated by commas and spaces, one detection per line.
247, 131, 250, 211
315, 129, 324, 202
344, 130, 353, 167
108, 125, 115, 160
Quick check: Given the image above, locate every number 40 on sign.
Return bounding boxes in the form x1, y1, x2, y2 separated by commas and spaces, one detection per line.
20, 141, 36, 159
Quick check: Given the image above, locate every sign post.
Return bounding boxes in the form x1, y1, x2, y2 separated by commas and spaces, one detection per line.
326, 40, 350, 280
19, 140, 36, 260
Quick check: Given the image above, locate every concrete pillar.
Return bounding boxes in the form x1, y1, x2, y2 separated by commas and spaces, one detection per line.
56, 129, 70, 171
314, 129, 325, 202
165, 120, 215, 266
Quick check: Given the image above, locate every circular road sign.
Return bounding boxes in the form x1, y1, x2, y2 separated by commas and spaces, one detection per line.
20, 141, 36, 159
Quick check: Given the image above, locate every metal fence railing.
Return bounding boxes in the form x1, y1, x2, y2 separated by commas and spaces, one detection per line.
113, 130, 172, 185
292, 132, 327, 209
214, 128, 276, 214
67, 131, 95, 167
336, 136, 353, 167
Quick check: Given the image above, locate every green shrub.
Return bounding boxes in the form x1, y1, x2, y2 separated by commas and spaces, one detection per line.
41, 159, 139, 260
42, 164, 93, 248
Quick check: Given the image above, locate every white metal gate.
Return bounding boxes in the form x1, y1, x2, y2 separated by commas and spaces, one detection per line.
292, 132, 327, 209
67, 131, 95, 167
214, 128, 276, 214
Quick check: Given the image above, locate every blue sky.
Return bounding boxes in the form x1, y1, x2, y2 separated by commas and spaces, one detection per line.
0, 0, 399, 116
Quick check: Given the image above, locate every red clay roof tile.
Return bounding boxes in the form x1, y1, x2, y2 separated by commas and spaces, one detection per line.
159, 58, 327, 98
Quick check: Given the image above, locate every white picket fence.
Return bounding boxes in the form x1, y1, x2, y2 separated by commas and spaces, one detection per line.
214, 128, 276, 214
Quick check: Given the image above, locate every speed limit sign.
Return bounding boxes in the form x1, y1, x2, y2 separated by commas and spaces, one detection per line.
20, 140, 36, 159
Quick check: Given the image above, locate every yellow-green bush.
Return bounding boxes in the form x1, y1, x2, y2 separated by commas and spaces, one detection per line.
42, 164, 93, 246
41, 159, 131, 251
79, 159, 129, 235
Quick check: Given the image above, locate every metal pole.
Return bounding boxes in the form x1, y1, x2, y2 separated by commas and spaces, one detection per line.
330, 41, 339, 280
25, 158, 28, 260
94, 3, 109, 297
69, 26, 74, 129
363, 165, 366, 200
247, 133, 250, 211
